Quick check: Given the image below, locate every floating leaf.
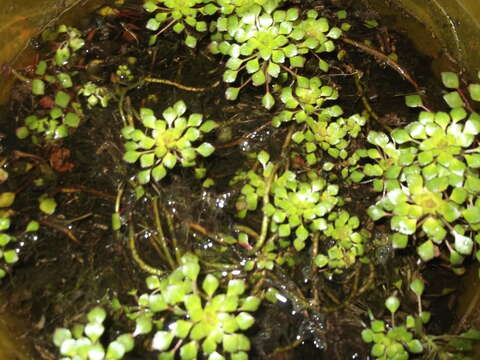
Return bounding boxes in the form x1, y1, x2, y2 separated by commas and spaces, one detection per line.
417, 240, 435, 261
39, 196, 57, 215
385, 295, 400, 314
441, 72, 459, 89
152, 331, 174, 351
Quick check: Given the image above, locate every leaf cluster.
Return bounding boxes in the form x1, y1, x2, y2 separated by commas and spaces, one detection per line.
129, 254, 260, 360
53, 307, 135, 360
122, 100, 217, 184
348, 73, 480, 268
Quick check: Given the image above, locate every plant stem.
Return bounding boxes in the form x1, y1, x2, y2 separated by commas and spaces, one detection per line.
253, 162, 281, 252
271, 337, 303, 356
152, 198, 176, 270
10, 69, 31, 83
341, 37, 420, 90
163, 207, 181, 263
128, 223, 164, 275
39, 219, 80, 244
233, 224, 260, 239
144, 76, 219, 92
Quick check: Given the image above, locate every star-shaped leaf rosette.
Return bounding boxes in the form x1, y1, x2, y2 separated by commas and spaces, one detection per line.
122, 100, 217, 184
209, 6, 341, 109
348, 72, 480, 270
234, 151, 339, 252
128, 254, 260, 360
144, 0, 218, 47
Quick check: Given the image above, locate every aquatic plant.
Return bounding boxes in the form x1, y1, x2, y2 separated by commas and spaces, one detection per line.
0, 192, 38, 280
53, 307, 134, 360
363, 278, 480, 359
0, 216, 19, 279
121, 100, 217, 184
271, 77, 366, 164
349, 72, 480, 269
78, 82, 112, 108
15, 25, 85, 143
314, 210, 369, 272
209, 6, 341, 108
128, 254, 260, 359
144, 0, 216, 47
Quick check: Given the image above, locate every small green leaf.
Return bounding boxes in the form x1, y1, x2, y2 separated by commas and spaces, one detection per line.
453, 231, 473, 255
410, 278, 425, 297
443, 91, 464, 108
240, 296, 261, 311
227, 279, 246, 296
152, 165, 166, 182
25, 220, 40, 232
468, 83, 480, 101
55, 91, 71, 108
441, 72, 459, 89
106, 341, 127, 359
35, 60, 47, 75
405, 95, 422, 108
262, 93, 275, 110
252, 70, 266, 86
314, 254, 328, 268
4, 250, 18, 264
197, 143, 215, 157
152, 331, 174, 351
236, 312, 255, 330
0, 192, 15, 208
134, 315, 152, 336
185, 35, 197, 48
64, 112, 80, 127
180, 341, 198, 359
391, 233, 408, 249
57, 73, 73, 88
202, 274, 219, 297
16, 127, 29, 139
137, 169, 151, 184
385, 295, 400, 314
32, 79, 45, 95
53, 328, 72, 347
225, 87, 240, 100
85, 322, 105, 342
39, 197, 57, 215
417, 240, 435, 262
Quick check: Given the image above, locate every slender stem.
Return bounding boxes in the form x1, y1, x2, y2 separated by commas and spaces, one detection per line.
233, 224, 260, 239
357, 262, 375, 296
144, 76, 219, 92
58, 186, 116, 201
128, 223, 164, 275
456, 87, 474, 113
115, 184, 125, 213
163, 207, 181, 264
185, 221, 225, 244
271, 337, 303, 356
341, 37, 420, 89
155, 19, 177, 37
117, 86, 129, 127
10, 69, 31, 83
39, 219, 80, 244
199, 259, 238, 271
152, 198, 176, 270
253, 162, 281, 252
